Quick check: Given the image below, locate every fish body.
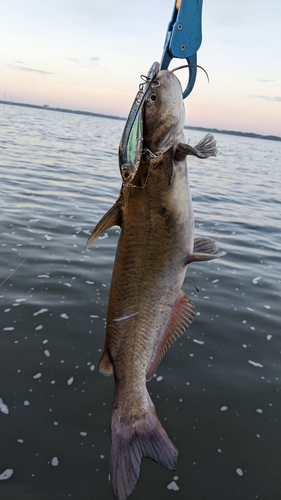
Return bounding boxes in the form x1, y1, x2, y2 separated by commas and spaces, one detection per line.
87, 66, 225, 500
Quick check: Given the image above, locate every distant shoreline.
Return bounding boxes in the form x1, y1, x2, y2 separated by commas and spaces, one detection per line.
1, 99, 280, 142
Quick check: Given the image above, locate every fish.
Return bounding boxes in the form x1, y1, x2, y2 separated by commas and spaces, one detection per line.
87, 64, 225, 500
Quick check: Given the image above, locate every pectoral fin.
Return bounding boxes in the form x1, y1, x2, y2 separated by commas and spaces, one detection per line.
175, 133, 217, 161
146, 290, 196, 381
86, 201, 122, 248
186, 237, 226, 264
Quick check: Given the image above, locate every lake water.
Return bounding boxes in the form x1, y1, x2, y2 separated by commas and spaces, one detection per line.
0, 103, 280, 500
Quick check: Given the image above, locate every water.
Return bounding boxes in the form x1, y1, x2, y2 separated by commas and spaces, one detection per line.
0, 103, 280, 500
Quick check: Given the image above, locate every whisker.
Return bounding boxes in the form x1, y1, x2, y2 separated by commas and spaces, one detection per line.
185, 277, 200, 295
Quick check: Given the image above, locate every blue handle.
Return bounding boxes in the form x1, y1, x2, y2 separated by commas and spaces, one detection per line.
160, 0, 203, 98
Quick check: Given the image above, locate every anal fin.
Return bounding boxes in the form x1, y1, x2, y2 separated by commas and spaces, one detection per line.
186, 237, 226, 264
146, 290, 196, 381
87, 200, 122, 248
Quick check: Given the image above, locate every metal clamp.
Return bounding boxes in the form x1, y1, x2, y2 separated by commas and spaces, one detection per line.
160, 0, 203, 98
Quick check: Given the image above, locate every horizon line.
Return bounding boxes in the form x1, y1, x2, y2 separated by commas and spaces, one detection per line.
0, 99, 280, 142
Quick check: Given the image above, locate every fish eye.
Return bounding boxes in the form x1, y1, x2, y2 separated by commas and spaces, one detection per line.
147, 92, 157, 104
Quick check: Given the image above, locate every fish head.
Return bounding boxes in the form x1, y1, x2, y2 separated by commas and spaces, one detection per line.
143, 69, 186, 155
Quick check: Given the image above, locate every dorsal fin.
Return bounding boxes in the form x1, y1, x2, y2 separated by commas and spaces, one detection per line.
86, 200, 122, 248
146, 291, 196, 381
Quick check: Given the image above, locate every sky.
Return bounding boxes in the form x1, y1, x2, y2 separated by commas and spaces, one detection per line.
1, 0, 280, 136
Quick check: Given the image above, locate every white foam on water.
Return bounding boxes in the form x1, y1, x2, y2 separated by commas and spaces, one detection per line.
252, 276, 261, 285
0, 469, 14, 480
67, 377, 74, 386
51, 457, 59, 467
248, 360, 263, 368
33, 308, 48, 316
220, 406, 228, 412
167, 481, 179, 491
0, 398, 9, 415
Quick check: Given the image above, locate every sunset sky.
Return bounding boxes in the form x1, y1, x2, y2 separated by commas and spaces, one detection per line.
1, 0, 280, 136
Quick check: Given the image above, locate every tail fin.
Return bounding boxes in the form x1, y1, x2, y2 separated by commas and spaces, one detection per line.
110, 393, 178, 500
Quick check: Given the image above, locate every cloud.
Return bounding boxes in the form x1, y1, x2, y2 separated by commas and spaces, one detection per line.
253, 79, 274, 83
4, 63, 53, 75
248, 94, 281, 102
66, 56, 100, 68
